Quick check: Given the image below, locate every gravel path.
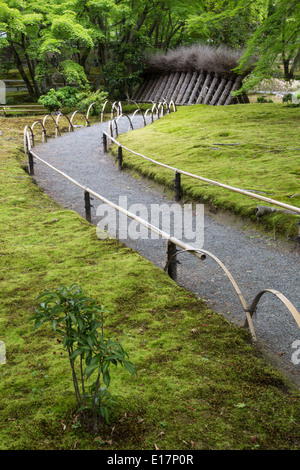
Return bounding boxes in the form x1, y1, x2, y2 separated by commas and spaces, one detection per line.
32, 115, 300, 386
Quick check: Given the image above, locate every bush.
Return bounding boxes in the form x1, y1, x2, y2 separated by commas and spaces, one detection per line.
283, 93, 293, 103
38, 87, 78, 112
76, 89, 109, 115
256, 95, 273, 103
38, 86, 108, 114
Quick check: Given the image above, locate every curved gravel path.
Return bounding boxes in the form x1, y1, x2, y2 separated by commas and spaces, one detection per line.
32, 115, 300, 386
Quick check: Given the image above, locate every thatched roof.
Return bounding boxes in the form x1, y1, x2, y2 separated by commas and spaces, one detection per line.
144, 45, 248, 76
133, 45, 251, 106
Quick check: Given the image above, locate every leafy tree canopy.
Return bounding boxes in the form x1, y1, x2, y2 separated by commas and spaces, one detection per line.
0, 0, 299, 99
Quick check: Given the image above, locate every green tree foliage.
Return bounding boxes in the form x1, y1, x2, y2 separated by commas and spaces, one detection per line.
1, 0, 299, 100
0, 0, 93, 98
236, 0, 300, 91
186, 0, 300, 91
186, 0, 270, 49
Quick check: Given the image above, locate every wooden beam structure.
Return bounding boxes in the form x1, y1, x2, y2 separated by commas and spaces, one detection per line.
133, 70, 249, 106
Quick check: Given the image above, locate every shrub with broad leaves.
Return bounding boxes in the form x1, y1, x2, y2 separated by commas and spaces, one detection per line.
31, 284, 136, 431
38, 87, 108, 114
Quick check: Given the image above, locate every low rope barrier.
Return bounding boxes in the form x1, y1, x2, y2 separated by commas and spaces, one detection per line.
23, 99, 175, 153
103, 132, 300, 216
24, 130, 300, 342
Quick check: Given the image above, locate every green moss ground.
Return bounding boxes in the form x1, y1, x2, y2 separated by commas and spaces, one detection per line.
115, 103, 300, 239
0, 116, 300, 450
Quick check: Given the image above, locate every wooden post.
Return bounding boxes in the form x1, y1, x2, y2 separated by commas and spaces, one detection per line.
170, 72, 186, 103
224, 76, 243, 105
188, 71, 204, 105
165, 72, 178, 102
181, 71, 198, 105
28, 151, 34, 175
174, 171, 181, 201
203, 73, 220, 105
84, 190, 92, 223
167, 240, 177, 282
154, 74, 169, 102
210, 77, 227, 106
196, 72, 212, 104
103, 132, 107, 153
297, 221, 300, 254
144, 76, 158, 102
118, 145, 123, 170
177, 72, 192, 104
217, 77, 234, 105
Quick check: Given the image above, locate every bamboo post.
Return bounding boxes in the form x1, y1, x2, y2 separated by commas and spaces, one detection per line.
167, 240, 178, 282
196, 72, 212, 104
151, 75, 165, 102
103, 132, 107, 153
154, 74, 169, 102
181, 71, 198, 104
203, 73, 220, 105
224, 77, 243, 105
165, 72, 178, 102
84, 190, 92, 223
161, 73, 175, 100
217, 77, 234, 105
28, 151, 34, 175
176, 72, 192, 104
42, 127, 47, 143
148, 78, 160, 101
210, 76, 227, 106
139, 77, 153, 101
174, 171, 181, 201
170, 72, 187, 103
118, 145, 123, 170
144, 77, 158, 102
188, 71, 204, 104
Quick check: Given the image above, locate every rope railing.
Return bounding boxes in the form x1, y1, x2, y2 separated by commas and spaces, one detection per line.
24, 130, 300, 343
106, 99, 176, 140
103, 132, 300, 216
23, 99, 172, 152
23, 101, 300, 345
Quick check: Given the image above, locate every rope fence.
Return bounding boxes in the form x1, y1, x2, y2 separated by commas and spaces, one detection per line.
24, 128, 300, 343
103, 131, 300, 217
23, 99, 175, 153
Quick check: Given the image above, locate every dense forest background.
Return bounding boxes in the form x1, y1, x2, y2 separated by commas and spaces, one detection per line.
0, 0, 299, 100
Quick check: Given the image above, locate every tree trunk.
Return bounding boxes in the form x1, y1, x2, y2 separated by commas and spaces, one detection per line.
79, 47, 91, 75
10, 43, 36, 97
283, 58, 293, 80
22, 34, 41, 98
290, 47, 300, 77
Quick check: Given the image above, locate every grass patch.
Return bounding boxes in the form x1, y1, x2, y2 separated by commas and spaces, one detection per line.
114, 103, 300, 239
0, 116, 300, 450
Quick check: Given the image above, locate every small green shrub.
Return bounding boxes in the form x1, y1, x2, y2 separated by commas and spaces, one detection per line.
38, 87, 78, 111
256, 95, 273, 103
283, 93, 293, 104
38, 87, 108, 114
75, 89, 109, 115
31, 284, 136, 431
